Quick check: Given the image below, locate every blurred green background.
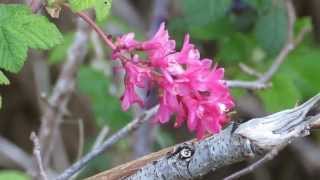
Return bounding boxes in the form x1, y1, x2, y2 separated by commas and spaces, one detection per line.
1, 0, 320, 179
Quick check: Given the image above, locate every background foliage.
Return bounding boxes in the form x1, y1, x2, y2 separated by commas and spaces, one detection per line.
0, 0, 320, 179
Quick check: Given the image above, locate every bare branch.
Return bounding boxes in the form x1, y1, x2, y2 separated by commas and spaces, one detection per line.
55, 105, 159, 180
227, 0, 311, 90
0, 136, 33, 171
86, 92, 320, 180
31, 132, 48, 180
38, 18, 90, 167
92, 126, 110, 150
239, 63, 263, 78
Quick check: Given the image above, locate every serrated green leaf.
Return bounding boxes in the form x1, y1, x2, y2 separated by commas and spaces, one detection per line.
182, 0, 232, 26
0, 27, 28, 73
0, 4, 31, 22
69, 0, 112, 21
0, 71, 9, 85
255, 6, 288, 56
15, 16, 63, 49
0, 4, 63, 73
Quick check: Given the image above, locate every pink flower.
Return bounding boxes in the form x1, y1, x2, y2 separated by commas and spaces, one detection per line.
120, 56, 152, 111
112, 23, 234, 139
142, 23, 176, 67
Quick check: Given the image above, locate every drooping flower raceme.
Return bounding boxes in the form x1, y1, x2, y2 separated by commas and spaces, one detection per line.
112, 23, 234, 139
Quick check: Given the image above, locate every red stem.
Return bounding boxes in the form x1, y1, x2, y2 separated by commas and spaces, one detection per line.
63, 4, 116, 50
76, 12, 116, 50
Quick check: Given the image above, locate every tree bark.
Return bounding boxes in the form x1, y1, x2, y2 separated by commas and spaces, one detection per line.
88, 93, 320, 180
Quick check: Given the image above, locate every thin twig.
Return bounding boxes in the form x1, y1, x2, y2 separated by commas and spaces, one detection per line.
0, 136, 33, 171
38, 18, 90, 167
87, 94, 320, 180
92, 126, 110, 150
55, 105, 159, 180
226, 0, 311, 90
239, 63, 263, 78
63, 4, 116, 50
31, 132, 48, 180
71, 125, 110, 180
223, 142, 288, 180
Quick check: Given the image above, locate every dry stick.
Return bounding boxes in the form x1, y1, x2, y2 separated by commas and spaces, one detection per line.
38, 18, 90, 167
92, 126, 110, 150
31, 132, 48, 180
0, 136, 34, 171
226, 0, 310, 90
87, 94, 320, 180
55, 105, 159, 180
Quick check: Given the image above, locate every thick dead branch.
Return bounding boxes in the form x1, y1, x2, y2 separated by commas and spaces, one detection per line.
88, 93, 320, 180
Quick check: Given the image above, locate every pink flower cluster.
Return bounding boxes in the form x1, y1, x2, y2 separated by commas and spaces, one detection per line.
112, 23, 234, 139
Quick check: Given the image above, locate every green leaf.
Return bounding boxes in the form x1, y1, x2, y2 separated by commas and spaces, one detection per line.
15, 16, 63, 49
0, 27, 28, 73
69, 0, 112, 21
182, 0, 232, 26
0, 170, 29, 180
255, 6, 288, 56
0, 4, 63, 72
258, 72, 301, 112
0, 71, 9, 85
95, 0, 112, 22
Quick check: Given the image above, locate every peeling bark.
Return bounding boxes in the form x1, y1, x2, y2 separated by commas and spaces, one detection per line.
89, 93, 320, 180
